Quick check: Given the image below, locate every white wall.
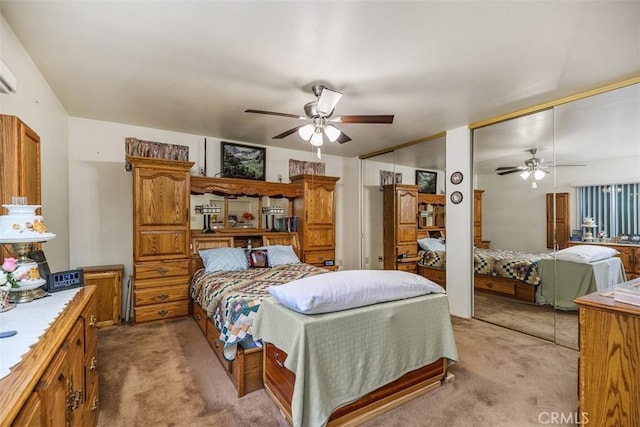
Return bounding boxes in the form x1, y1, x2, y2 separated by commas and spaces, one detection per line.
68, 117, 360, 281
0, 15, 70, 272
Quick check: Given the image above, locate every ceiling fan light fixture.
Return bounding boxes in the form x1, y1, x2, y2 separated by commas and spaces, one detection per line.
531, 181, 538, 189
520, 171, 530, 180
324, 124, 341, 142
534, 169, 545, 180
310, 129, 323, 147
298, 124, 314, 140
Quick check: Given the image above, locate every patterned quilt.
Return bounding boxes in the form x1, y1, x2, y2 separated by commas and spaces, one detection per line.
190, 263, 328, 361
419, 248, 553, 286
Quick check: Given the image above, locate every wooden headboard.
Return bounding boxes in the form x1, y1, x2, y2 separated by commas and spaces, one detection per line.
189, 231, 301, 277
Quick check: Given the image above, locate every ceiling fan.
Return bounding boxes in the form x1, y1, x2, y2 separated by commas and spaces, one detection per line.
245, 84, 394, 158
495, 148, 584, 188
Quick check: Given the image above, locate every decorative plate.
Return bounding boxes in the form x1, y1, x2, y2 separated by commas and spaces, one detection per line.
450, 191, 463, 204
450, 171, 464, 185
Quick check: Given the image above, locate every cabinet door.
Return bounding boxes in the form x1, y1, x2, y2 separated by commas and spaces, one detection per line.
13, 393, 43, 427
133, 166, 190, 261
82, 267, 122, 328
546, 193, 569, 249
396, 188, 418, 249
305, 183, 335, 225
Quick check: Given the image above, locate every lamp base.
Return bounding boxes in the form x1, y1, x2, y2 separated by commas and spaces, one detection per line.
9, 286, 48, 303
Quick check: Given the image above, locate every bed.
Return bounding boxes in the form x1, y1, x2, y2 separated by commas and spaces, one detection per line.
417, 242, 626, 308
252, 273, 458, 427
189, 232, 329, 397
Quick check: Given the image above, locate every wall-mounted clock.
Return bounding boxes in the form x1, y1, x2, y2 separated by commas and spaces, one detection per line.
450, 171, 464, 185
450, 191, 463, 204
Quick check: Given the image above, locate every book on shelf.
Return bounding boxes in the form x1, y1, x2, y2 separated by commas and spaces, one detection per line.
613, 278, 640, 307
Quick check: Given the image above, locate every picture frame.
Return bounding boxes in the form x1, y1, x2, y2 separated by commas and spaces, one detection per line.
221, 142, 266, 180
416, 170, 437, 194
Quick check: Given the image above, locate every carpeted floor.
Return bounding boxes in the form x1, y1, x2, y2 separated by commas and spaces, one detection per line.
473, 291, 579, 349
97, 315, 579, 426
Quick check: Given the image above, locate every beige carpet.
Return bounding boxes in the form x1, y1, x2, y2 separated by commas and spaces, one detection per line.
97, 316, 579, 427
473, 291, 579, 349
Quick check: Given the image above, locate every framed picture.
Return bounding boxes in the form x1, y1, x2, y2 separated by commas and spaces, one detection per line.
221, 142, 266, 180
416, 170, 437, 194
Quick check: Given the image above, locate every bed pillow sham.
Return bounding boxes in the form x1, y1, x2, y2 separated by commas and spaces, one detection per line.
555, 245, 618, 263
418, 237, 446, 252
199, 247, 249, 272
267, 269, 445, 314
256, 245, 301, 266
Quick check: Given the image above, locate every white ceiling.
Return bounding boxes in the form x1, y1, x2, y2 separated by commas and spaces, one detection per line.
1, 1, 639, 163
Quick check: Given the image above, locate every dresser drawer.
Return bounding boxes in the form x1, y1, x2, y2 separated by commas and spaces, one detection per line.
206, 318, 231, 373
303, 250, 335, 266
135, 284, 189, 306
475, 276, 515, 295
134, 275, 189, 290
134, 300, 189, 323
192, 302, 207, 335
134, 259, 189, 280
264, 343, 295, 411
418, 266, 446, 287
396, 244, 418, 258
397, 261, 417, 273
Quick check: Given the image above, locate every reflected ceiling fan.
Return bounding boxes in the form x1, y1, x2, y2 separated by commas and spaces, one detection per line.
245, 84, 394, 158
495, 148, 584, 188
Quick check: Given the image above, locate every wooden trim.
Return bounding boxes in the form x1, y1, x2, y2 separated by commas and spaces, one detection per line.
469, 75, 640, 130
191, 176, 302, 198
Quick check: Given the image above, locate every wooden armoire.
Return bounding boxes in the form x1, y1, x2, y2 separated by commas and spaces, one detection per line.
546, 192, 570, 249
291, 174, 339, 270
0, 115, 41, 258
383, 184, 419, 272
129, 156, 194, 323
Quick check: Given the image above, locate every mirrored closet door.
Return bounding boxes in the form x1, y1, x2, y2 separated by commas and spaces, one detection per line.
472, 81, 640, 350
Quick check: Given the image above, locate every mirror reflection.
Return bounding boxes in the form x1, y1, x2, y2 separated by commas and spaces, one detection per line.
472, 83, 640, 349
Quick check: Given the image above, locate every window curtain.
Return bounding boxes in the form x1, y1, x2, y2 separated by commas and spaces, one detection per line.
577, 183, 639, 237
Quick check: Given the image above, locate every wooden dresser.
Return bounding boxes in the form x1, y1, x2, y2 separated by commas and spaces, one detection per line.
0, 286, 99, 427
575, 290, 640, 426
129, 157, 194, 323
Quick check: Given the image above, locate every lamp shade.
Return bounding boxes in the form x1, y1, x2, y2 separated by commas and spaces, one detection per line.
0, 205, 56, 244
533, 169, 546, 180
519, 171, 530, 180
323, 124, 341, 142
310, 130, 324, 147
298, 124, 315, 141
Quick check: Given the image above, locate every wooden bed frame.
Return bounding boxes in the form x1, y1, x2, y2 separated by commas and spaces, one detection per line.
418, 264, 537, 302
189, 230, 303, 397
263, 343, 451, 426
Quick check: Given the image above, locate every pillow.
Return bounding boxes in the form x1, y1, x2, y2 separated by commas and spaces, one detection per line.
267, 269, 445, 314
257, 245, 301, 266
246, 249, 269, 268
418, 238, 446, 252
555, 245, 618, 263
199, 247, 249, 272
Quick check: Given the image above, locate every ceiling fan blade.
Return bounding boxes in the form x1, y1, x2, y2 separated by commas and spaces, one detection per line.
496, 169, 526, 176
332, 115, 394, 124
245, 109, 305, 120
317, 88, 343, 115
495, 166, 525, 171
553, 164, 586, 167
336, 131, 352, 144
273, 125, 306, 139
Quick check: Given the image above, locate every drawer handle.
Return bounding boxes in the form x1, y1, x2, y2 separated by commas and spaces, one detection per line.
195, 313, 201, 321
157, 267, 169, 275
486, 282, 494, 289
274, 352, 285, 368
89, 315, 97, 328
90, 356, 98, 372
91, 396, 99, 412
157, 309, 169, 316
317, 256, 324, 261
157, 294, 169, 301
214, 340, 219, 349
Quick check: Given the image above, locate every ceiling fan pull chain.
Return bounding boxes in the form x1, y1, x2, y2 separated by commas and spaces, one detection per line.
317, 147, 322, 160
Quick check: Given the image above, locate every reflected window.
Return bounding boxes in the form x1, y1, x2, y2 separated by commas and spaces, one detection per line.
576, 183, 640, 238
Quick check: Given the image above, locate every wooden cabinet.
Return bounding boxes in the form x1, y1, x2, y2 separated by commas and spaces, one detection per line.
0, 286, 98, 427
417, 193, 446, 239
473, 189, 491, 248
129, 157, 194, 323
575, 291, 640, 426
383, 184, 419, 271
568, 242, 640, 279
0, 115, 41, 259
291, 175, 339, 270
80, 264, 124, 329
546, 192, 570, 249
